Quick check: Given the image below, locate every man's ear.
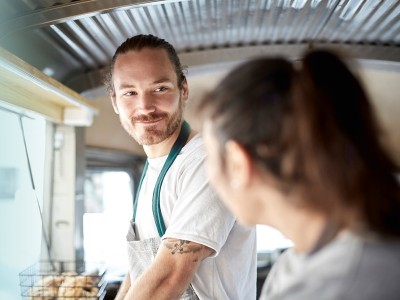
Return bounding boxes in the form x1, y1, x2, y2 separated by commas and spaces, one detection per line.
225, 140, 252, 189
110, 94, 119, 114
181, 78, 189, 103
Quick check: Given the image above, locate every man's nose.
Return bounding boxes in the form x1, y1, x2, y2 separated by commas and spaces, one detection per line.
137, 92, 156, 113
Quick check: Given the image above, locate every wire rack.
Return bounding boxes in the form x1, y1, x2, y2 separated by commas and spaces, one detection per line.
19, 261, 107, 300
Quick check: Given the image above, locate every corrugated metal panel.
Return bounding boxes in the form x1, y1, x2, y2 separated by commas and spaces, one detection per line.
0, 0, 399, 92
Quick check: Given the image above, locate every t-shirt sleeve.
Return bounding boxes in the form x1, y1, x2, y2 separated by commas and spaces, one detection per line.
163, 152, 236, 256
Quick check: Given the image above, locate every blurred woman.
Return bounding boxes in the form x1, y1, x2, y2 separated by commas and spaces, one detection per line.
198, 50, 400, 300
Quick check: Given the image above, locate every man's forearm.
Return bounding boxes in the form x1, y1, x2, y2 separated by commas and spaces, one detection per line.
124, 249, 196, 300
115, 273, 131, 300
124, 238, 212, 300
125, 270, 186, 300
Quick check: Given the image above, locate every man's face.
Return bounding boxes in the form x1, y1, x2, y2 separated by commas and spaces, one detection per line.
111, 48, 188, 145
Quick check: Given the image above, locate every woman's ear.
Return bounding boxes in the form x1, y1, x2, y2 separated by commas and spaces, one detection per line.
225, 140, 252, 189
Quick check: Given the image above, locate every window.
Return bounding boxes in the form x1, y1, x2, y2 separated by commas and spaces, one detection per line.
257, 225, 293, 253
0, 102, 50, 299
83, 170, 133, 280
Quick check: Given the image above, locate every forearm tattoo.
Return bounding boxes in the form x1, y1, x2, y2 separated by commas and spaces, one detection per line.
164, 239, 202, 257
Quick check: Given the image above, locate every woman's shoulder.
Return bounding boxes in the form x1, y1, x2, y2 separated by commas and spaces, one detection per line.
264, 231, 400, 300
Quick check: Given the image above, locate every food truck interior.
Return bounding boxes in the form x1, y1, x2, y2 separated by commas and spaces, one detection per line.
0, 0, 399, 299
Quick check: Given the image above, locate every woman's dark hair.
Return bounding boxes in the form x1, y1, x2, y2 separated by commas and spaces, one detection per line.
104, 34, 186, 97
198, 49, 400, 237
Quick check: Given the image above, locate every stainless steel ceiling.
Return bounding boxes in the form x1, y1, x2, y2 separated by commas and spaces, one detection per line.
1, 0, 399, 93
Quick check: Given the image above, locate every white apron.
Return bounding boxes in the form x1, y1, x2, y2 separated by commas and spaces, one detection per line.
126, 121, 199, 299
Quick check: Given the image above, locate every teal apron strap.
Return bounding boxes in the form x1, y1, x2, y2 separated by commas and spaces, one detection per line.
132, 160, 148, 221
132, 121, 191, 237
153, 121, 191, 236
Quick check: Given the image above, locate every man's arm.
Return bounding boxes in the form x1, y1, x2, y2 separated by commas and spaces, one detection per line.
115, 273, 131, 300
124, 238, 214, 300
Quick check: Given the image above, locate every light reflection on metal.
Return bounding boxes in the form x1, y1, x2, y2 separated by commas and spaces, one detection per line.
0, 0, 398, 92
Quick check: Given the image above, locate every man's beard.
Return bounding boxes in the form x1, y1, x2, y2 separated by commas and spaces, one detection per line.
121, 98, 184, 146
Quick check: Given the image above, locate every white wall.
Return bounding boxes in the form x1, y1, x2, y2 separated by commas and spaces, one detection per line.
359, 67, 400, 164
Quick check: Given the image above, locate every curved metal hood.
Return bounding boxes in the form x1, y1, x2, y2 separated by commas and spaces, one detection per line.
1, 0, 399, 94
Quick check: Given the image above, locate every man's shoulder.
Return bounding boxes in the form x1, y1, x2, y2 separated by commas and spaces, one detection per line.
181, 134, 206, 158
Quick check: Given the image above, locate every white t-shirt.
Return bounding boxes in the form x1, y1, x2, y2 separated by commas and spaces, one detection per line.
261, 230, 400, 300
135, 134, 257, 300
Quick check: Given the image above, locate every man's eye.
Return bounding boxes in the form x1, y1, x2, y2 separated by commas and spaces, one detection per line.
154, 86, 167, 92
124, 91, 137, 96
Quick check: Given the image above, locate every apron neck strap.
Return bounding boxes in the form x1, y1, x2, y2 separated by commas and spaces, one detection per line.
133, 121, 191, 237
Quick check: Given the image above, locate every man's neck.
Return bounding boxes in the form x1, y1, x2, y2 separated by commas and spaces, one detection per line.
143, 129, 181, 158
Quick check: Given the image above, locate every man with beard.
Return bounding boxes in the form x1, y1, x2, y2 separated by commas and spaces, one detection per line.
104, 34, 257, 300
